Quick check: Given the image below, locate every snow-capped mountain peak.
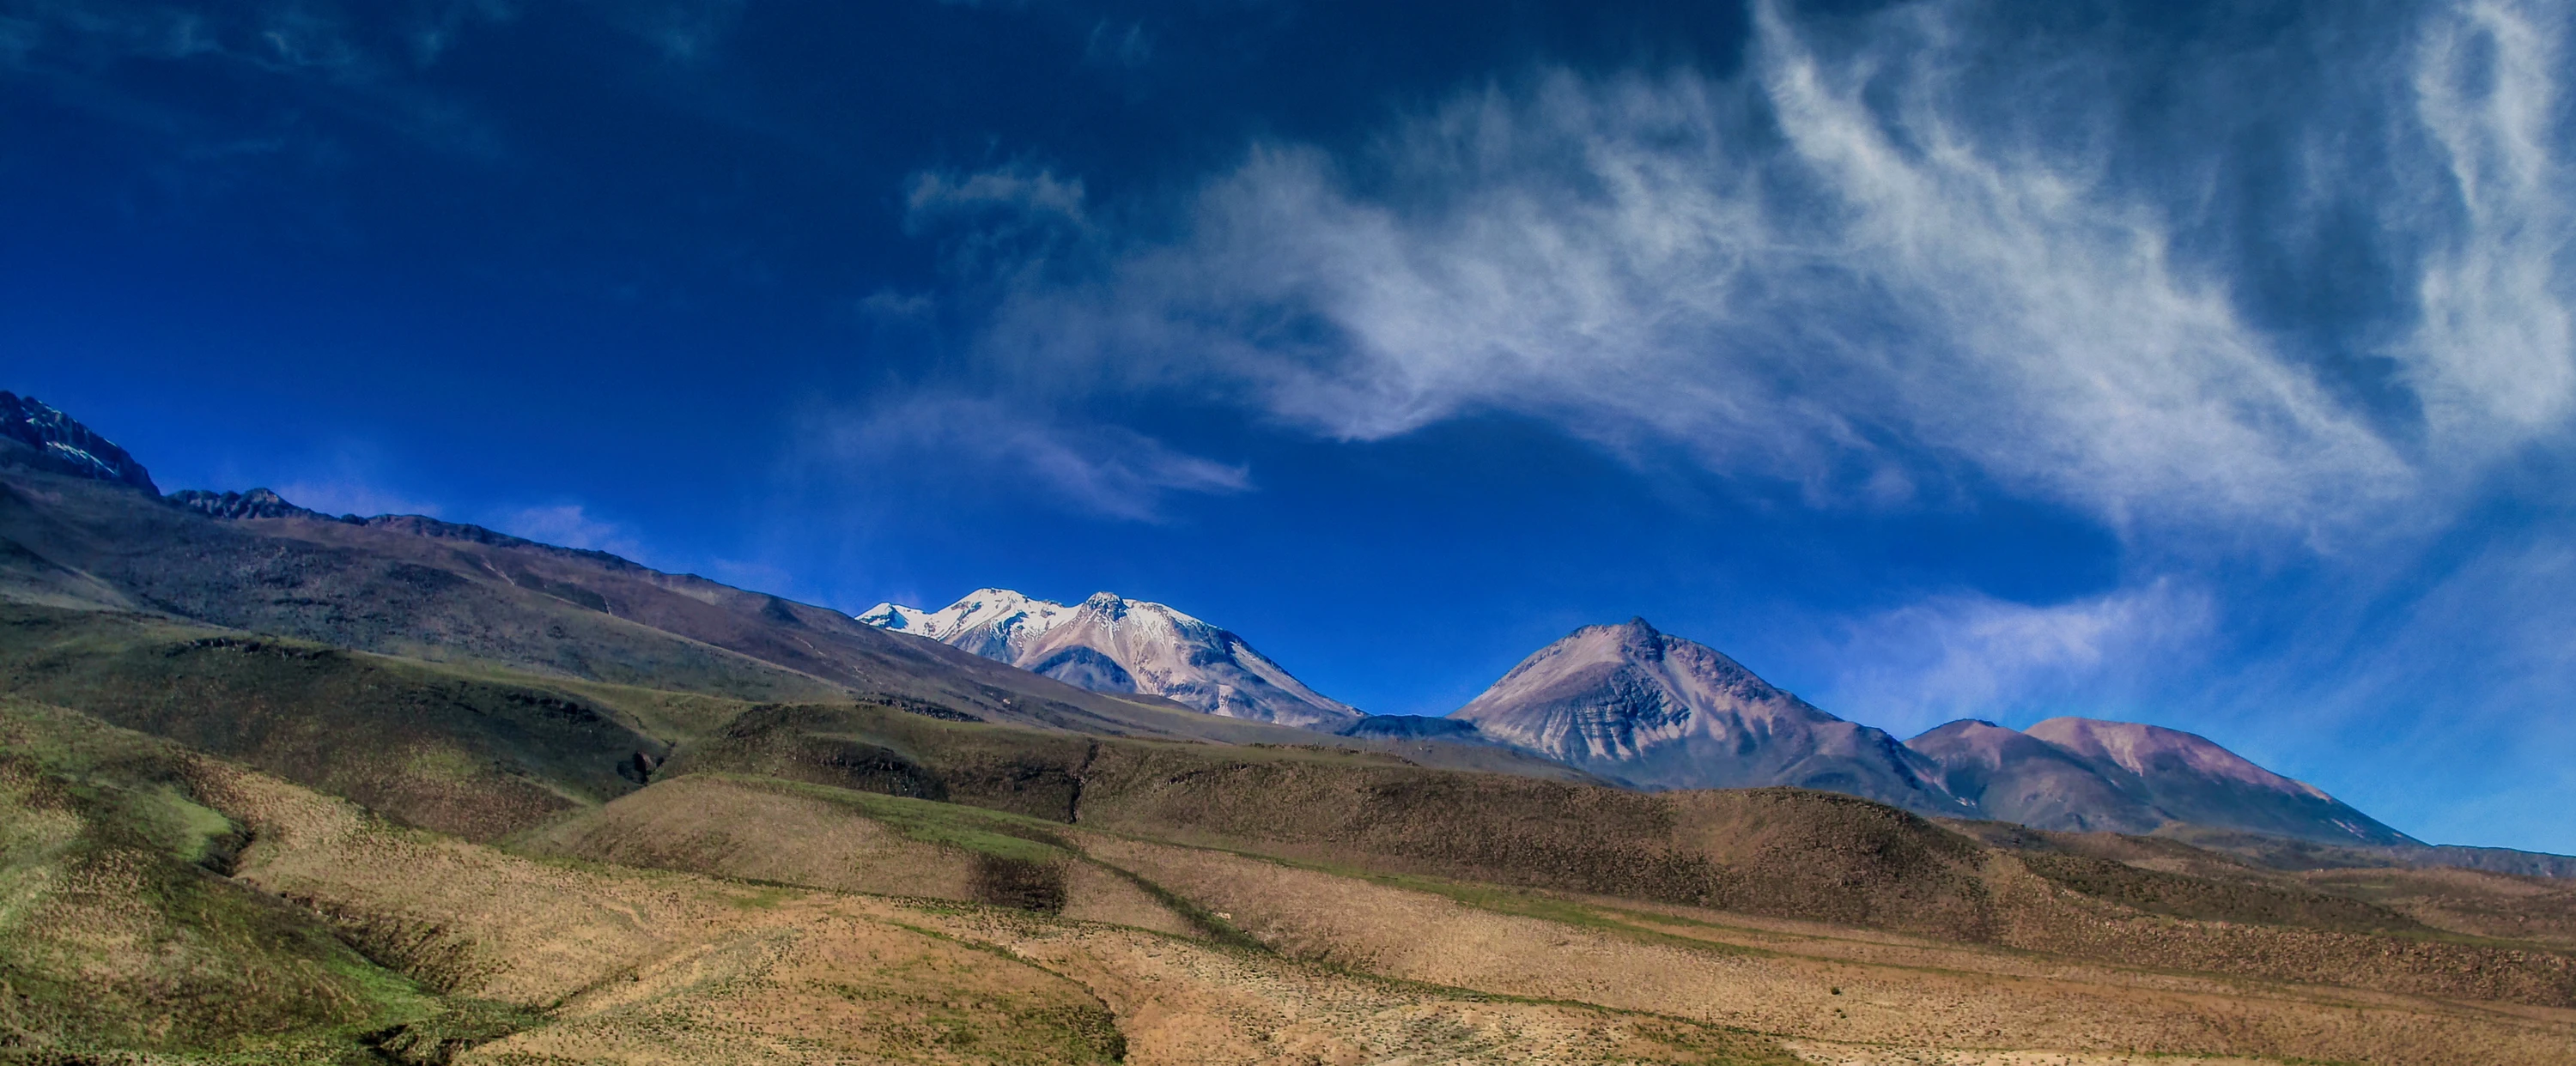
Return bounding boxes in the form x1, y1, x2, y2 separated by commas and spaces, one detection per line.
858, 588, 1362, 728
854, 602, 932, 632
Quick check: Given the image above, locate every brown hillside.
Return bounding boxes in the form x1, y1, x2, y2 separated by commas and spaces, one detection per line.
519, 772, 1198, 935
12, 699, 2576, 1063
177, 734, 1799, 1064
2300, 864, 2576, 950
3, 464, 1603, 785
1072, 739, 2002, 938
656, 702, 2004, 939
0, 603, 665, 839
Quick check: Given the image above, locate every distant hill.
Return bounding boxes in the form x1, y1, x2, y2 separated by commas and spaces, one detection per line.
1911, 717, 2417, 846
0, 403, 1565, 795
1443, 618, 2424, 850
861, 588, 1364, 728
1909, 718, 2171, 834
0, 390, 2551, 874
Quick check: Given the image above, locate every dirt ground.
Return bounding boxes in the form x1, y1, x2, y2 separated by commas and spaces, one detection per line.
1075, 835, 2576, 1066
516, 773, 1196, 935
1780, 1047, 2272, 1066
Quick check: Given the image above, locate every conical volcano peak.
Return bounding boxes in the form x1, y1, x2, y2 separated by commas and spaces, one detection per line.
1449, 619, 1960, 814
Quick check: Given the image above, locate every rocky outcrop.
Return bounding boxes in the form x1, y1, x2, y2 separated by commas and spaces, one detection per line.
0, 391, 158, 493
168, 488, 347, 521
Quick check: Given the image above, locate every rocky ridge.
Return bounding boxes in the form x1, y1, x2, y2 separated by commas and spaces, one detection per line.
0, 391, 157, 493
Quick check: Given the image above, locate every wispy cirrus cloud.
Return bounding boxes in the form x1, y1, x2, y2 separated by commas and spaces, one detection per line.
269, 477, 444, 519
956, 0, 2571, 543
906, 164, 1089, 228
895, 1, 2576, 837
2403, 0, 2574, 442
1806, 581, 2216, 738
0, 0, 513, 158
803, 393, 1248, 523
497, 503, 653, 561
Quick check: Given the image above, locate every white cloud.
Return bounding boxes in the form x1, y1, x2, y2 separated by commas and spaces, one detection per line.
2403, 0, 2576, 442
1084, 20, 1151, 69
496, 503, 652, 560
270, 478, 443, 519
858, 288, 936, 320
906, 165, 1089, 228
1807, 581, 2215, 737
805, 394, 1249, 523
961, 0, 2572, 542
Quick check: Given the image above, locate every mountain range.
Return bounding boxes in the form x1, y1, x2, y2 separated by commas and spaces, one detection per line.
0, 390, 2518, 857
875, 598, 2415, 848
13, 388, 2576, 1066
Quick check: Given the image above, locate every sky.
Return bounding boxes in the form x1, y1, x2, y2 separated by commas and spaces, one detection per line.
4, 0, 2573, 851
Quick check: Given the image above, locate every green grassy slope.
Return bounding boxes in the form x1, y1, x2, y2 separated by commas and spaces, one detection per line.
0, 603, 676, 840
0, 698, 527, 1064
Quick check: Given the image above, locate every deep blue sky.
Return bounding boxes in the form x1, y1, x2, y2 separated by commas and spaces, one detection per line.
8, 0, 2574, 851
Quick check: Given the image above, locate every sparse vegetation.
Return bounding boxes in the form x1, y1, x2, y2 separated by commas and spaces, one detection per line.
0, 699, 479, 1064
5, 463, 2576, 1063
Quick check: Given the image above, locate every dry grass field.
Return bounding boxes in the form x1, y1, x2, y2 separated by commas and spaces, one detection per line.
502, 770, 2576, 1064
7, 695, 2575, 1064
187, 737, 1796, 1065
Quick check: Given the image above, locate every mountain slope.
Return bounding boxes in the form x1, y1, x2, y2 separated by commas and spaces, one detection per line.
0, 462, 1358, 748
0, 391, 157, 493
0, 414, 1558, 792
1447, 618, 1967, 815
1907, 718, 2171, 834
1907, 717, 2418, 846
2025, 716, 2418, 846
861, 588, 1364, 728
